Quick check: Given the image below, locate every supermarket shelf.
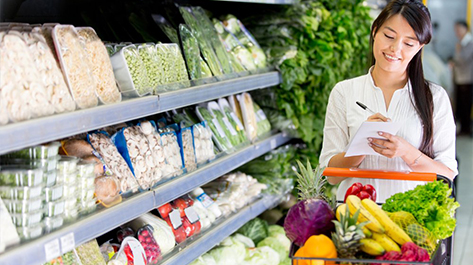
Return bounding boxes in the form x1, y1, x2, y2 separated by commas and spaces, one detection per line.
0, 96, 160, 156
0, 71, 280, 155
210, 0, 295, 4
152, 132, 291, 207
158, 71, 280, 112
0, 192, 155, 265
0, 133, 290, 265
161, 193, 285, 265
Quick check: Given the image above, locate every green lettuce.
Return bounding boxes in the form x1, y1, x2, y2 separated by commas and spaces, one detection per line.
237, 218, 269, 245
382, 181, 460, 240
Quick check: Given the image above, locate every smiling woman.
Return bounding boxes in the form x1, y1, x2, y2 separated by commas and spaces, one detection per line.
319, 0, 458, 203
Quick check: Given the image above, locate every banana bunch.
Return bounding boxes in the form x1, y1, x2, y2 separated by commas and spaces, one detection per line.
340, 195, 413, 257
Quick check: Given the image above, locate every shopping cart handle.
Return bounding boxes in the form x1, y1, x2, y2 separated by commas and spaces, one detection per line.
322, 167, 438, 182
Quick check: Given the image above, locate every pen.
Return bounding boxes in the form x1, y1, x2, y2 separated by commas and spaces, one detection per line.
356, 101, 376, 115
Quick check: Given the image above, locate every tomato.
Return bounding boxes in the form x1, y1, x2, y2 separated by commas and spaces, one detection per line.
157, 203, 173, 219
172, 198, 188, 217
193, 220, 201, 235
182, 216, 196, 237
173, 226, 187, 244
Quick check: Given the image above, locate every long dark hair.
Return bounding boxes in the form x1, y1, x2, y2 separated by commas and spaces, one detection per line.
370, 0, 434, 158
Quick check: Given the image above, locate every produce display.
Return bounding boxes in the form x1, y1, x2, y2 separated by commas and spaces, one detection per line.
178, 126, 197, 172
52, 25, 99, 109
159, 130, 184, 177
137, 43, 163, 89
77, 27, 122, 104
196, 106, 233, 152
179, 24, 213, 80
285, 163, 459, 264
218, 98, 248, 144
238, 93, 258, 142
192, 122, 216, 164
139, 121, 169, 184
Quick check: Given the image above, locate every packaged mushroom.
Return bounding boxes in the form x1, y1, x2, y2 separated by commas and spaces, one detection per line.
178, 126, 197, 172
76, 27, 121, 104
112, 126, 156, 190
193, 121, 216, 164
160, 130, 184, 177
52, 25, 98, 109
0, 31, 52, 122
87, 132, 139, 194
29, 28, 76, 114
139, 121, 169, 185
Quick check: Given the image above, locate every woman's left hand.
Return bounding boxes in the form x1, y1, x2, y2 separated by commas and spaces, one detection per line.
368, 131, 414, 158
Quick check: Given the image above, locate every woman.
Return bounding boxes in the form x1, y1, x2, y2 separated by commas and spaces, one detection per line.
319, 0, 457, 202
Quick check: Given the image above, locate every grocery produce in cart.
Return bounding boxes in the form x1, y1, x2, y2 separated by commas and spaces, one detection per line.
284, 160, 335, 247
331, 205, 367, 259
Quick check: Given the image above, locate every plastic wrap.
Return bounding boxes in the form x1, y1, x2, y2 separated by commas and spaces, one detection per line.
179, 6, 224, 77
110, 45, 151, 97
192, 122, 216, 164
238, 93, 258, 142
95, 175, 122, 207
75, 240, 107, 265
137, 43, 163, 90
108, 237, 146, 265
129, 213, 175, 255
26, 30, 76, 114
136, 225, 162, 264
112, 126, 156, 190
160, 131, 184, 177
77, 27, 121, 104
52, 25, 98, 109
208, 101, 242, 147
195, 106, 232, 152
0, 167, 44, 187
87, 132, 139, 194
218, 98, 248, 144
179, 24, 203, 80
178, 126, 197, 172
139, 121, 169, 184
253, 102, 271, 136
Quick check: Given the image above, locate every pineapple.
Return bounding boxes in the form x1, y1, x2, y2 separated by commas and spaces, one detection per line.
331, 206, 367, 259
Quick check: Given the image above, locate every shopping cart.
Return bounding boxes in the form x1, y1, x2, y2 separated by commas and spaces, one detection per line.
290, 167, 456, 265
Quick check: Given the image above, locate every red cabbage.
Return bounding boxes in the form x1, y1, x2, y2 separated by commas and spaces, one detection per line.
283, 198, 335, 246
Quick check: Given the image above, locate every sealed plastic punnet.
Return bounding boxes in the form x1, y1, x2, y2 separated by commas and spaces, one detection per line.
137, 225, 162, 264
137, 43, 163, 90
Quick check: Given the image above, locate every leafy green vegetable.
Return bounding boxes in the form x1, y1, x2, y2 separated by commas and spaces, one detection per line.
237, 218, 269, 245
268, 225, 291, 251
257, 237, 286, 262
382, 181, 460, 240
245, 246, 280, 265
209, 237, 246, 265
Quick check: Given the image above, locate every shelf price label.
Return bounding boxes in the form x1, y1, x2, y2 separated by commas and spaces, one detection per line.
184, 206, 200, 224
270, 139, 277, 149
44, 239, 61, 261
169, 209, 182, 229
60, 232, 75, 253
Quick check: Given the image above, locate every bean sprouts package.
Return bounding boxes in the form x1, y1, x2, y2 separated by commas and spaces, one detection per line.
223, 15, 268, 69
195, 106, 233, 153
108, 236, 146, 265
137, 43, 163, 91
207, 101, 242, 148
218, 98, 248, 144
87, 132, 139, 194
110, 44, 151, 98
190, 6, 235, 76
179, 6, 224, 77
253, 101, 272, 136
51, 25, 99, 109
76, 27, 122, 104
192, 121, 216, 164
0, 31, 50, 123
138, 121, 169, 185
112, 126, 157, 191
237, 93, 258, 142
29, 28, 76, 114
177, 126, 197, 172
160, 130, 184, 177
75, 239, 107, 265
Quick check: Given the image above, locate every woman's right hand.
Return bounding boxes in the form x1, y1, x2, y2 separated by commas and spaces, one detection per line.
367, 113, 391, 122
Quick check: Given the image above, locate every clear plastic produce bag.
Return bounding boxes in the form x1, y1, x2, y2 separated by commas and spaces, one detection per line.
139, 121, 169, 185
196, 106, 233, 153
137, 43, 163, 90
159, 130, 184, 177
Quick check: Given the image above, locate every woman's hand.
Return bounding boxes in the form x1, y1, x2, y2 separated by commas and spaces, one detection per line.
367, 113, 391, 122
368, 131, 416, 159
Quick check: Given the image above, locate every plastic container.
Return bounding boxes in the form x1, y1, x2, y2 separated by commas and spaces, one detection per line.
95, 175, 122, 207
11, 210, 43, 227
2, 156, 60, 173
137, 43, 163, 89
63, 182, 78, 198
79, 175, 95, 190
65, 197, 77, 209
6, 142, 61, 159
44, 199, 65, 218
77, 161, 95, 179
3, 198, 43, 214
44, 215, 64, 233
0, 167, 44, 187
79, 199, 97, 214
0, 185, 43, 200
110, 44, 151, 98
56, 172, 78, 186
43, 184, 64, 202
63, 207, 79, 220
44, 170, 58, 187
52, 25, 98, 109
136, 225, 162, 264
79, 186, 95, 202
76, 27, 122, 104
16, 224, 43, 240
58, 156, 79, 175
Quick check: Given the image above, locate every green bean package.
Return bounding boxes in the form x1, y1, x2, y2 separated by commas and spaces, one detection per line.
218, 98, 248, 144
179, 24, 203, 80
196, 106, 233, 152
207, 101, 242, 148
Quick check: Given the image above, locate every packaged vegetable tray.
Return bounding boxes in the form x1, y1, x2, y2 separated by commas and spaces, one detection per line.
195, 106, 233, 152
290, 167, 456, 265
208, 101, 242, 148
52, 25, 98, 109
75, 239, 106, 265
110, 44, 151, 98
218, 98, 248, 145
137, 43, 163, 91
76, 27, 122, 104
179, 24, 213, 81
237, 93, 258, 142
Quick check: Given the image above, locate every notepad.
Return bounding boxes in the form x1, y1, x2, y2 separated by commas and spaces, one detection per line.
344, 121, 402, 157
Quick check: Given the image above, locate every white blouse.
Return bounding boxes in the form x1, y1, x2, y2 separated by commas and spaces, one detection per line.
319, 70, 458, 203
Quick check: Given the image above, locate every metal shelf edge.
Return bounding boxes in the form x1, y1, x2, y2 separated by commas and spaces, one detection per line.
161, 194, 284, 265
0, 192, 155, 265
157, 71, 280, 113
0, 96, 160, 155
153, 132, 291, 207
